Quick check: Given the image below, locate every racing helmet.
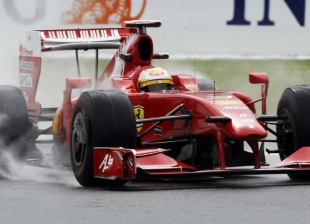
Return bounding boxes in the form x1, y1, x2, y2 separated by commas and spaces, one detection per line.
138, 66, 173, 92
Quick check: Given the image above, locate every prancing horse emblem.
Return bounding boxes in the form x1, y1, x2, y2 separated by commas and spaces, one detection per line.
133, 106, 144, 132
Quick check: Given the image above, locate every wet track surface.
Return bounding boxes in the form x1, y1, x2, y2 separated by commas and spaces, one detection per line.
1, 155, 310, 224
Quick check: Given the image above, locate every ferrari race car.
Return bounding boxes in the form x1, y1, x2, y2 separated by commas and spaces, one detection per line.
1, 20, 310, 187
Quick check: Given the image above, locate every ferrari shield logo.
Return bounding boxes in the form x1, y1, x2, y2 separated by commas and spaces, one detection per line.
133, 106, 144, 132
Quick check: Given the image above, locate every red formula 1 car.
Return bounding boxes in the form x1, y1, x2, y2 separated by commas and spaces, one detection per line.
2, 20, 310, 187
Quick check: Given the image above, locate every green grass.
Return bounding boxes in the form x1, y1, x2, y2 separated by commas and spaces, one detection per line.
157, 59, 310, 114
40, 58, 310, 113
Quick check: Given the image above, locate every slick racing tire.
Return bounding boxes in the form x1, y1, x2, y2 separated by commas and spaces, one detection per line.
197, 79, 216, 91
71, 90, 137, 187
0, 85, 29, 173
277, 85, 310, 181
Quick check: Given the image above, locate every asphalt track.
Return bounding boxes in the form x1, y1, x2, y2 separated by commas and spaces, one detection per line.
1, 150, 310, 224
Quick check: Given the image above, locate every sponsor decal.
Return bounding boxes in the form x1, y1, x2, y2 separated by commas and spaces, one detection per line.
20, 73, 33, 87
239, 114, 251, 118
213, 100, 240, 105
99, 154, 114, 173
24, 48, 34, 56
241, 119, 255, 124
3, 0, 306, 28
248, 125, 255, 129
62, 0, 147, 24
227, 0, 305, 27
19, 46, 34, 56
20, 60, 34, 70
222, 106, 248, 110
133, 105, 144, 132
154, 126, 162, 136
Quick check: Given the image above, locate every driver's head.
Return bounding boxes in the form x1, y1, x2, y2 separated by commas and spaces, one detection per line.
138, 66, 173, 92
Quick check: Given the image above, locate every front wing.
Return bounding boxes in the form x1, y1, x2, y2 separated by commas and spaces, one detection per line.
93, 147, 310, 181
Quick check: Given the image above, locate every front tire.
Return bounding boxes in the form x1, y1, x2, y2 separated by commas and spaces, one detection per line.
71, 90, 137, 187
277, 85, 310, 180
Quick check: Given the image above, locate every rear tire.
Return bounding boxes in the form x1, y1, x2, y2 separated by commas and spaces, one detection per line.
0, 85, 29, 175
276, 85, 310, 180
71, 90, 137, 187
0, 86, 29, 157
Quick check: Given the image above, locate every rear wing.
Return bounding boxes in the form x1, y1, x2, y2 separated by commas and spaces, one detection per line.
39, 28, 133, 51
21, 28, 133, 55
20, 20, 160, 56
19, 27, 133, 122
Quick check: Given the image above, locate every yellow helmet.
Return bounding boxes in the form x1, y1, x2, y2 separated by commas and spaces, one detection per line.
138, 66, 173, 92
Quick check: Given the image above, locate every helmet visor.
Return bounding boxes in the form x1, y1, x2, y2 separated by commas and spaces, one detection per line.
142, 83, 173, 92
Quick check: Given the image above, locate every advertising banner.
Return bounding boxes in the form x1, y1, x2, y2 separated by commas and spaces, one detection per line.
1, 0, 310, 58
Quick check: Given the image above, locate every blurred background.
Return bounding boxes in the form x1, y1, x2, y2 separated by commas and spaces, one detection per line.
1, 0, 310, 113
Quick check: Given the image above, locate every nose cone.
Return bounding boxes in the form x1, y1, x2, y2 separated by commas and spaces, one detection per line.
225, 118, 267, 139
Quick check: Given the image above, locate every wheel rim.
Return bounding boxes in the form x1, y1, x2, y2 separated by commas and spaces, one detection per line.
71, 112, 88, 166
278, 108, 294, 159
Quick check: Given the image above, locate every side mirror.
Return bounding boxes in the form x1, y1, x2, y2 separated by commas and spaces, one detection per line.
249, 72, 269, 84
248, 72, 269, 114
66, 77, 92, 90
